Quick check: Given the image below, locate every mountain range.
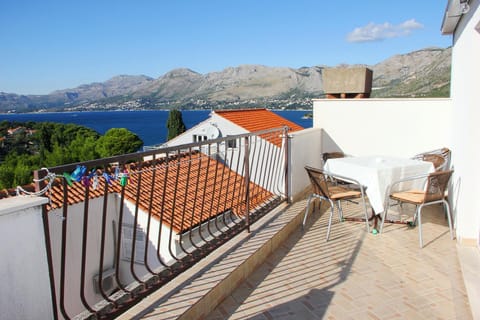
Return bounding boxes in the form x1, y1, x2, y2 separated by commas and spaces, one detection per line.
0, 47, 451, 113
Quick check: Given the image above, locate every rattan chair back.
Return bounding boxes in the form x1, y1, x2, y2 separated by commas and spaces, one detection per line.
422, 154, 446, 171
412, 147, 451, 171
424, 170, 453, 203
305, 166, 330, 198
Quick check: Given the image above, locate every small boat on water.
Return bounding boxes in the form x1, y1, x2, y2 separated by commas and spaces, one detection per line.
301, 113, 313, 119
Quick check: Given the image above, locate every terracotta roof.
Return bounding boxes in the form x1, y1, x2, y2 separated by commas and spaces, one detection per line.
215, 109, 304, 147
46, 151, 273, 234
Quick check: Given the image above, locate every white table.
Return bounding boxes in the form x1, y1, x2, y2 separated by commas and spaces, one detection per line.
324, 156, 435, 215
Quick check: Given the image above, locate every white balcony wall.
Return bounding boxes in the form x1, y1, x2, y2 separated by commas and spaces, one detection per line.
287, 128, 323, 201
313, 98, 453, 158
449, 0, 480, 246
0, 197, 53, 320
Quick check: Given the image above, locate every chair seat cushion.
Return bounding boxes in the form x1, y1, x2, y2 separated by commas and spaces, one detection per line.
390, 190, 425, 204
329, 186, 361, 200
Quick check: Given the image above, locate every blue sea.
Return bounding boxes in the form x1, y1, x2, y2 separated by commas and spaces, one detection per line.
0, 110, 312, 147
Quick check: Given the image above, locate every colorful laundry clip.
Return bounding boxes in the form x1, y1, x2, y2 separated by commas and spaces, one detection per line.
62, 173, 74, 186
92, 175, 99, 190
81, 175, 91, 187
71, 165, 87, 182
119, 169, 129, 186
103, 172, 113, 185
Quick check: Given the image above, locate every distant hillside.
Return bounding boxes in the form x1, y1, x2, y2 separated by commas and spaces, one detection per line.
371, 47, 451, 98
0, 47, 451, 113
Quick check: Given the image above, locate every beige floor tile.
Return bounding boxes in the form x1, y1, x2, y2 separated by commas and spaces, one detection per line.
205, 201, 473, 320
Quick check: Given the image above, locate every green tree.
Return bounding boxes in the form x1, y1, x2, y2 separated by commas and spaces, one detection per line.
0, 164, 15, 189
0, 122, 144, 189
96, 128, 143, 157
0, 152, 40, 189
166, 109, 186, 141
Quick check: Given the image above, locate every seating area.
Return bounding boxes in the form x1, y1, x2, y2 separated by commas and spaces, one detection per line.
123, 147, 475, 320
205, 196, 473, 319
310, 152, 455, 249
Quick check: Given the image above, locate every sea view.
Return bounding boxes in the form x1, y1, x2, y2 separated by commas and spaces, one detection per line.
0, 110, 312, 147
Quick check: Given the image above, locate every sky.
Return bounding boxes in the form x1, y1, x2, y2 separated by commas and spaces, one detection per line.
0, 0, 453, 95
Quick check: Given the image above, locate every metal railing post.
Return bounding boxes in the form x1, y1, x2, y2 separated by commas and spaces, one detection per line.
244, 135, 250, 232
283, 126, 291, 203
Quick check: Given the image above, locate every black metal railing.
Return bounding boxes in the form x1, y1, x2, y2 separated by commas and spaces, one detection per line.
36, 127, 289, 319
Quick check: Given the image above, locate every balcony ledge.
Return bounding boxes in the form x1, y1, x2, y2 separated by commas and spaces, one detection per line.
0, 196, 48, 216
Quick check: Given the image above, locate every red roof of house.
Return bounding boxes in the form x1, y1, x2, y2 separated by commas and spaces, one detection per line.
215, 109, 304, 147
46, 151, 273, 233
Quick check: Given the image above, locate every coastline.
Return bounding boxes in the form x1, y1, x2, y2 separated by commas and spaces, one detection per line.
0, 109, 313, 147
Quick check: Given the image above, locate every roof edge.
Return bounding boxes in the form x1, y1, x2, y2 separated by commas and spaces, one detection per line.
441, 0, 470, 34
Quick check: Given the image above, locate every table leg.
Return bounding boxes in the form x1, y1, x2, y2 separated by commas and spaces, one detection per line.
344, 208, 409, 234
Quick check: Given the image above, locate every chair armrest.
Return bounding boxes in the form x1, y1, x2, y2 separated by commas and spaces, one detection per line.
384, 173, 429, 201
323, 171, 367, 196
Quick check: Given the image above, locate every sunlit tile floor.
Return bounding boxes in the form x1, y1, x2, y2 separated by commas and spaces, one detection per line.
205, 200, 472, 320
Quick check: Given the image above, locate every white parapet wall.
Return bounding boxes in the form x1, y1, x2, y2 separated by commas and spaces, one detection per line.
288, 128, 323, 201
313, 98, 453, 158
0, 196, 53, 320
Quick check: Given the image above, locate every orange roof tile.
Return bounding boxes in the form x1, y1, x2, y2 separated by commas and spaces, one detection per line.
46, 151, 273, 234
215, 109, 304, 147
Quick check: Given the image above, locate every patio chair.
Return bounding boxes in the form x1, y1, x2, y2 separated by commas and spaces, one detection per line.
302, 166, 369, 241
379, 170, 454, 248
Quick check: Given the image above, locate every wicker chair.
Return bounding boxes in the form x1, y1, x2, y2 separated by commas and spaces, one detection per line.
302, 166, 369, 241
379, 170, 454, 248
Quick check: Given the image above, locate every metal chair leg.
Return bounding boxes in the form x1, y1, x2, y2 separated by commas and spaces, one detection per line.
361, 193, 370, 233
444, 200, 454, 240
379, 204, 389, 233
337, 201, 343, 222
302, 194, 315, 228
417, 206, 423, 248
326, 199, 335, 241
418, 200, 454, 248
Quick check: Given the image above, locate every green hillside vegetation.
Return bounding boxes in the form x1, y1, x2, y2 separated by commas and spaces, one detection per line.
371, 72, 450, 98
0, 121, 143, 189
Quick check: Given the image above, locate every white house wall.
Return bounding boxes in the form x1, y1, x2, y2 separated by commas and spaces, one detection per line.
163, 112, 248, 147
162, 118, 214, 146
121, 199, 181, 273
211, 113, 287, 196
450, 0, 480, 246
313, 98, 453, 158
164, 112, 286, 195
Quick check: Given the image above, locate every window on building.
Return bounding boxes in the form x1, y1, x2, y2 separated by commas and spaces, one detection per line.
227, 137, 238, 149
121, 224, 146, 264
193, 134, 208, 142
